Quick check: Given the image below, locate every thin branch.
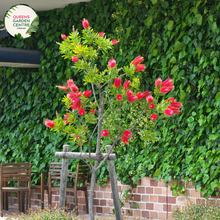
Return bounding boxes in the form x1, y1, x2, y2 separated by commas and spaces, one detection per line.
91, 83, 99, 107
95, 135, 120, 171
79, 144, 92, 170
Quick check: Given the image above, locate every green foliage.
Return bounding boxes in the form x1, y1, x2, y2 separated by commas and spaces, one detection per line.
0, 0, 220, 199
173, 199, 220, 220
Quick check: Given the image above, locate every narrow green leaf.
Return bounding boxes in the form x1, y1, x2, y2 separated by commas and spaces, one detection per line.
171, 65, 179, 75
154, 168, 161, 177
150, 0, 157, 5
196, 14, 202, 25
213, 22, 217, 30
168, 20, 174, 30
197, 47, 202, 58
146, 16, 153, 27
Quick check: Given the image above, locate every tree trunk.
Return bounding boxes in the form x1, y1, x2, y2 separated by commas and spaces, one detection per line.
89, 161, 98, 220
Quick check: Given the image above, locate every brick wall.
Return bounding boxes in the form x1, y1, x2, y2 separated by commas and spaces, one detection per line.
8, 177, 220, 219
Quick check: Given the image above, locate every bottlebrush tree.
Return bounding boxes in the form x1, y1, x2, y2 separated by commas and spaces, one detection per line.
44, 19, 182, 219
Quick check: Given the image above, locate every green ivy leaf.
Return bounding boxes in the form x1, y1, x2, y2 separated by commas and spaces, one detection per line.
171, 65, 179, 75
168, 20, 174, 31
150, 0, 157, 5
174, 41, 182, 52
154, 168, 161, 177
196, 14, 203, 25
145, 16, 153, 27
170, 56, 177, 63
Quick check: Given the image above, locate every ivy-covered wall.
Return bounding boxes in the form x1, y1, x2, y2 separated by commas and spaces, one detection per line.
0, 0, 220, 198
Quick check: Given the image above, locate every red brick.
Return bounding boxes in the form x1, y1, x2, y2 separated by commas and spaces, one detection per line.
106, 199, 114, 206
103, 193, 111, 199
163, 204, 172, 211
77, 191, 82, 196
142, 195, 149, 202
150, 195, 158, 202
158, 196, 166, 203
154, 203, 163, 211
52, 202, 58, 208
133, 210, 141, 217
37, 194, 41, 200
79, 198, 85, 204
142, 211, 149, 218
126, 209, 133, 216
146, 187, 153, 194
159, 212, 168, 219
135, 179, 141, 185
168, 197, 176, 204
155, 188, 163, 194
103, 207, 110, 214
146, 203, 154, 210
93, 199, 99, 205
141, 177, 150, 186
134, 194, 141, 201
100, 186, 107, 191
130, 202, 138, 209
117, 186, 121, 192
96, 207, 102, 213
78, 204, 83, 211
131, 188, 137, 193
150, 211, 158, 218
150, 179, 158, 186
100, 200, 106, 206
44, 194, 48, 201
158, 179, 166, 187
137, 203, 145, 209
83, 205, 87, 212
191, 189, 200, 197
138, 187, 145, 193
94, 185, 100, 191
97, 192, 103, 198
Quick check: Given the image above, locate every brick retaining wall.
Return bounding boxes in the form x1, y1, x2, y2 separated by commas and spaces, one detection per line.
8, 177, 220, 219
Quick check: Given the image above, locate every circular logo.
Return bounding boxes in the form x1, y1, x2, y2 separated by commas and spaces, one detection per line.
4, 4, 39, 39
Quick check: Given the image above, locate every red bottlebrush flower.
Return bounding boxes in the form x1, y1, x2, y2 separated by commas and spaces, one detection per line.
111, 39, 118, 45
155, 78, 162, 88
135, 64, 145, 72
126, 90, 133, 96
82, 19, 89, 29
89, 110, 95, 114
122, 136, 129, 144
123, 130, 132, 138
101, 130, 109, 137
108, 59, 116, 68
70, 84, 78, 92
142, 90, 150, 98
160, 87, 171, 94
116, 94, 123, 101
78, 44, 82, 47
128, 95, 138, 103
171, 102, 182, 108
167, 97, 176, 103
76, 135, 81, 139
72, 96, 80, 104
71, 101, 81, 110
146, 95, 154, 103
57, 85, 69, 91
67, 79, 74, 87
77, 91, 82, 97
168, 105, 180, 114
64, 114, 70, 124
44, 120, 55, 128
67, 92, 77, 99
162, 78, 173, 87
98, 32, 104, 37
123, 81, 131, 90
164, 108, 174, 116
114, 78, 122, 88
132, 56, 144, 66
72, 56, 78, 63
150, 114, 157, 121
136, 92, 144, 99
61, 34, 67, 40
149, 104, 155, 109
84, 90, 92, 98
79, 108, 85, 116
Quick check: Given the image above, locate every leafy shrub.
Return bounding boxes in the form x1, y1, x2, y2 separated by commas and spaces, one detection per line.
172, 199, 220, 220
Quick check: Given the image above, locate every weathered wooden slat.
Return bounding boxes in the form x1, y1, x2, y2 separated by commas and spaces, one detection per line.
55, 152, 116, 160
2, 178, 29, 182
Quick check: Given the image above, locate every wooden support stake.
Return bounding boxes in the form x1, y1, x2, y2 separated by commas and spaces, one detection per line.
59, 145, 70, 209
106, 145, 122, 220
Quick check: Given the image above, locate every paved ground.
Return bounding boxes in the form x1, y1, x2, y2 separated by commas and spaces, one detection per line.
0, 204, 118, 220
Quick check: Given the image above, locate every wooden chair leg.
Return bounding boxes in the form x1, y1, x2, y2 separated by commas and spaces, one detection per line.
0, 188, 3, 217
84, 189, 88, 214
74, 189, 78, 215
48, 174, 51, 208
41, 172, 44, 210
28, 189, 31, 210
18, 191, 21, 212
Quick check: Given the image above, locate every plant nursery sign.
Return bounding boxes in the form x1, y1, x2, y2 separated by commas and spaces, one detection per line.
4, 4, 39, 39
